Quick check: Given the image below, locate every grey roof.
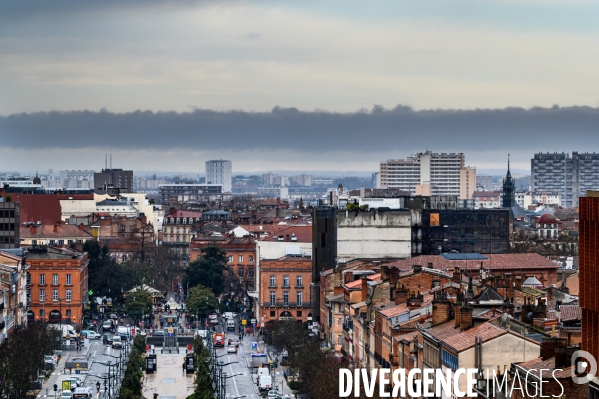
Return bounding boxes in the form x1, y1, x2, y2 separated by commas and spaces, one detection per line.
474, 286, 505, 303
523, 276, 543, 287
507, 205, 527, 219
1, 248, 24, 257
441, 253, 488, 261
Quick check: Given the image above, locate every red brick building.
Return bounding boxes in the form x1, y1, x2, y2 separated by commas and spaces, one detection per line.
26, 247, 89, 327
259, 256, 312, 324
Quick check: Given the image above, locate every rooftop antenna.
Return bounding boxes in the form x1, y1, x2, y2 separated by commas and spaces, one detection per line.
105, 154, 107, 171
110, 153, 112, 170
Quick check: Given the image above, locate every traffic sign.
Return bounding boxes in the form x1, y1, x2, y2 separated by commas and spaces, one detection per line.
242, 319, 247, 325
88, 289, 94, 296
62, 381, 71, 391
251, 342, 258, 352
251, 318, 256, 324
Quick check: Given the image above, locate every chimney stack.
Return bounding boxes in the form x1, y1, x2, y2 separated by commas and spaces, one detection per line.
412, 264, 422, 273
407, 292, 423, 310
460, 303, 473, 331
432, 292, 451, 326
395, 285, 409, 305
79, 223, 84, 231
453, 267, 461, 285
53, 224, 58, 233
345, 271, 354, 284
389, 267, 399, 286
381, 266, 390, 282
514, 276, 523, 290
361, 277, 369, 302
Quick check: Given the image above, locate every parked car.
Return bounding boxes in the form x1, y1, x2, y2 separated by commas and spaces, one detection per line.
227, 345, 237, 353
103, 334, 114, 345
60, 390, 73, 399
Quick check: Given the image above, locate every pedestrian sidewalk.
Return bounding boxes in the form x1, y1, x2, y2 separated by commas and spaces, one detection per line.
141, 353, 195, 399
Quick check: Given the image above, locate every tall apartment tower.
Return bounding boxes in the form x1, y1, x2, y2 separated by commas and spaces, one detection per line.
531, 151, 599, 208
205, 160, 232, 193
380, 151, 471, 196
579, 191, 599, 395
94, 168, 133, 194
0, 200, 19, 249
312, 205, 337, 326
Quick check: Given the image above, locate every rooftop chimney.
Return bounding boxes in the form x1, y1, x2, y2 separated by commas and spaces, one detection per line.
79, 223, 84, 231
453, 267, 461, 285
395, 285, 409, 305
381, 266, 390, 282
460, 303, 473, 331
389, 267, 399, 286
361, 277, 369, 302
432, 292, 451, 326
53, 224, 58, 233
407, 292, 423, 310
345, 271, 354, 284
30, 225, 37, 234
412, 264, 422, 273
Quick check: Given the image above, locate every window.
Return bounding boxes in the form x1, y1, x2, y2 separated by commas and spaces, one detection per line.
238, 268, 244, 277
39, 309, 45, 317
32, 240, 37, 246
283, 276, 289, 287
49, 240, 56, 245
67, 240, 73, 245
58, 240, 64, 245
248, 268, 254, 278
269, 275, 276, 287
66, 274, 72, 285
270, 310, 276, 317
338, 335, 343, 346
228, 256, 233, 263
40, 274, 45, 285
239, 255, 243, 262
297, 311, 302, 317
52, 289, 58, 301
338, 318, 342, 325
441, 349, 458, 371
52, 274, 58, 285
296, 275, 303, 287
296, 292, 302, 306
66, 290, 72, 302
283, 291, 289, 306
270, 291, 276, 306
249, 255, 254, 262
40, 289, 45, 302
66, 309, 71, 317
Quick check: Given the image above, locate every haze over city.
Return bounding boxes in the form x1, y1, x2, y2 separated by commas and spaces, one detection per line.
2, 0, 599, 174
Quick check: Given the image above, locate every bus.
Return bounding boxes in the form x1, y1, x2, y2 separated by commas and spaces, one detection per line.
72, 387, 93, 398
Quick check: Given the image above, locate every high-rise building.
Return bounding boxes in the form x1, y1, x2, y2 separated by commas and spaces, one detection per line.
476, 174, 493, 191
0, 200, 19, 249
372, 172, 380, 189
60, 170, 95, 189
531, 151, 599, 208
205, 160, 232, 193
459, 166, 476, 199
94, 168, 133, 194
380, 151, 470, 196
579, 191, 599, 396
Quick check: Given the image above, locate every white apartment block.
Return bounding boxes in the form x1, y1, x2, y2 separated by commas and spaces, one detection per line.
380, 151, 469, 196
205, 160, 232, 193
59, 170, 95, 189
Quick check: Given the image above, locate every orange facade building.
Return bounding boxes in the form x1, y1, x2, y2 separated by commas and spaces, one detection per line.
26, 247, 89, 327
259, 256, 312, 324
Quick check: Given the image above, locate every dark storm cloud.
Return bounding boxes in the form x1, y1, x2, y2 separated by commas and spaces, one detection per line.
1, 105, 598, 153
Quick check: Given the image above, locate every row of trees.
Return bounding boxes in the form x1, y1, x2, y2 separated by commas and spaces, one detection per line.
186, 336, 214, 399
118, 335, 146, 399
84, 240, 182, 306
270, 320, 382, 399
0, 324, 60, 398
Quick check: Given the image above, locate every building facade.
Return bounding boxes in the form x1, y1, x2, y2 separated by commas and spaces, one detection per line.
159, 183, 224, 203
205, 160, 232, 193
162, 210, 202, 267
259, 256, 312, 324
459, 166, 476, 199
531, 151, 599, 208
94, 168, 133, 193
26, 247, 89, 327
59, 170, 95, 189
380, 151, 470, 196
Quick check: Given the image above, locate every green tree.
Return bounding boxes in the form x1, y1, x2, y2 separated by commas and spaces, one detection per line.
84, 240, 126, 302
124, 289, 153, 323
186, 285, 217, 320
189, 336, 214, 399
185, 246, 227, 296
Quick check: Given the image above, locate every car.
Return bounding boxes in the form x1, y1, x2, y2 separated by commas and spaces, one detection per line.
80, 330, 101, 339
112, 335, 123, 349
227, 345, 237, 353
109, 313, 118, 320
102, 320, 114, 332
210, 318, 219, 325
103, 334, 114, 345
153, 330, 165, 336
60, 390, 73, 399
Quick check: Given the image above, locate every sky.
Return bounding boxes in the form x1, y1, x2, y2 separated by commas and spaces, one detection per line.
1, 0, 599, 175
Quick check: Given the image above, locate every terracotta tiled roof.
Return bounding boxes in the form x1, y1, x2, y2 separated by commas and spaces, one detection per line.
394, 331, 418, 343
344, 273, 381, 289
260, 225, 312, 243
424, 321, 460, 341
390, 253, 559, 271
443, 323, 506, 352
378, 303, 408, 317
515, 357, 572, 379
560, 305, 581, 322
20, 224, 94, 239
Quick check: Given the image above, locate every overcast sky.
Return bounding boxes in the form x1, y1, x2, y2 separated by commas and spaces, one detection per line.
1, 1, 599, 175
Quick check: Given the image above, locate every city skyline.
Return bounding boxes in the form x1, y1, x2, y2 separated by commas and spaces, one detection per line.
2, 1, 599, 172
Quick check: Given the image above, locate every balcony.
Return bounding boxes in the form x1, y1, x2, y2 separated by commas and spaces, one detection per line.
343, 320, 354, 332
262, 301, 312, 308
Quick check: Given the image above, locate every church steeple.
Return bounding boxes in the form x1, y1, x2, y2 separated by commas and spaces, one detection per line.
502, 154, 515, 208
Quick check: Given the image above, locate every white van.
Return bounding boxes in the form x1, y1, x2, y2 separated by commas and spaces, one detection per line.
226, 319, 235, 331
72, 387, 93, 398
49, 324, 78, 338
